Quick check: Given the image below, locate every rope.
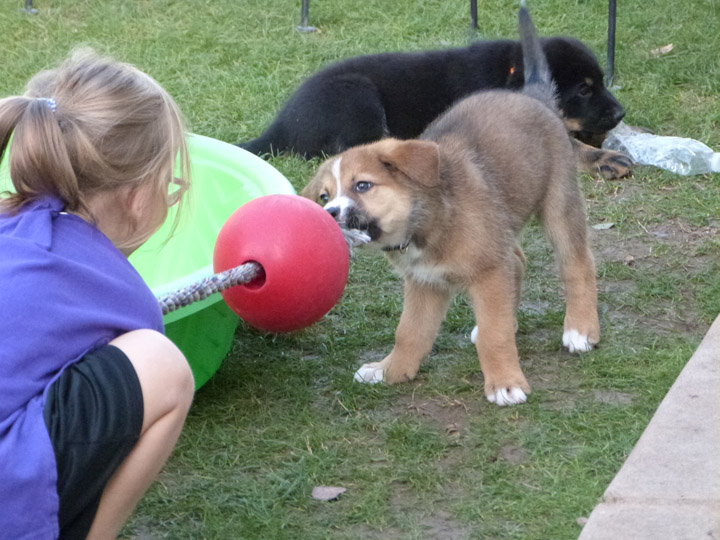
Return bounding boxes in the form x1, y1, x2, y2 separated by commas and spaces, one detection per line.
156, 226, 367, 315
157, 262, 262, 315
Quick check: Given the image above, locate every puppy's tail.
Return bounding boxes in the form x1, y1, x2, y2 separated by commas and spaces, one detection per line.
518, 0, 558, 110
237, 127, 284, 158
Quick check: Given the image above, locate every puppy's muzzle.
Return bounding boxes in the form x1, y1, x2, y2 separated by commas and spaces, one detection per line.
324, 203, 381, 243
602, 104, 626, 132
325, 201, 367, 230
595, 94, 626, 132
325, 205, 344, 221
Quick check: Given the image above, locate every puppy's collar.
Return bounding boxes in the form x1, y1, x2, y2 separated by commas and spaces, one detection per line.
382, 239, 411, 253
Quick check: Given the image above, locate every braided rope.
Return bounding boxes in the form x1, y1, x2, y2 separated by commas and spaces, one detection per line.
157, 262, 262, 315
156, 227, 367, 315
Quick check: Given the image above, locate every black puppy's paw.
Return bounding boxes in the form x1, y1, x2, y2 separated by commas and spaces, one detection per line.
572, 139, 633, 179
594, 149, 634, 179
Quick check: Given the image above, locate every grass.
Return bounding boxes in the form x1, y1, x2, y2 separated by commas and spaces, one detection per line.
2, 0, 719, 538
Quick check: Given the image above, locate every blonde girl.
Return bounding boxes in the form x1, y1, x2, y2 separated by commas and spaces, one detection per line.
0, 49, 194, 540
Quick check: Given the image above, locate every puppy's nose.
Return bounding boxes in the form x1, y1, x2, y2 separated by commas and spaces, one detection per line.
613, 107, 626, 124
325, 206, 341, 220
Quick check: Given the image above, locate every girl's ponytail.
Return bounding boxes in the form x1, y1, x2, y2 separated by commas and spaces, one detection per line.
0, 98, 26, 164
0, 96, 83, 215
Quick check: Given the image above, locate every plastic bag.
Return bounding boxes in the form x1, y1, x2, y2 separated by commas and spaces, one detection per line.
602, 122, 720, 176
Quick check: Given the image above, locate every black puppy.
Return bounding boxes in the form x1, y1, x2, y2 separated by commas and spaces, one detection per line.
238, 37, 626, 161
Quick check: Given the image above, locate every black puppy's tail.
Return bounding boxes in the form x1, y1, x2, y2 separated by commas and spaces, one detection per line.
236, 122, 286, 158
518, 0, 558, 110
237, 134, 276, 157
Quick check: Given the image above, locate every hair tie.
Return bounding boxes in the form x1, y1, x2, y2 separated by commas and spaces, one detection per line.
39, 97, 57, 113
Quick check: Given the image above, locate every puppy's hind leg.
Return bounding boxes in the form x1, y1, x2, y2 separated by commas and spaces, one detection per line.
469, 267, 531, 406
471, 243, 525, 343
354, 279, 452, 385
542, 171, 600, 353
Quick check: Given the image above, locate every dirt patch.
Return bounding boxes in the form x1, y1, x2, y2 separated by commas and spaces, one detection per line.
591, 230, 654, 266
591, 219, 718, 272
417, 511, 473, 540
519, 299, 552, 316
346, 515, 472, 540
590, 219, 716, 336
497, 444, 531, 465
384, 482, 473, 540
393, 391, 481, 439
592, 390, 635, 405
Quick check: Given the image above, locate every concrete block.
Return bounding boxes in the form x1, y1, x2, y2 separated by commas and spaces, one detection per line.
579, 315, 720, 540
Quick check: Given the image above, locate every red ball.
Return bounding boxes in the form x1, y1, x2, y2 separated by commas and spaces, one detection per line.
213, 194, 349, 333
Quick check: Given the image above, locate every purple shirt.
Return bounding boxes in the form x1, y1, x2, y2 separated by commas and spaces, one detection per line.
0, 196, 163, 539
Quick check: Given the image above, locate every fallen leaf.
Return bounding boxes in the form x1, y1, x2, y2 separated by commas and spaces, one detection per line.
592, 222, 615, 230
312, 486, 347, 501
651, 43, 674, 57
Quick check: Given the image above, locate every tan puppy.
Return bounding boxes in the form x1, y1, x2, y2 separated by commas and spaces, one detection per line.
302, 5, 600, 406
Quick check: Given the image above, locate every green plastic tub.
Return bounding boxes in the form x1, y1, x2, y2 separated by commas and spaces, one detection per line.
1, 133, 296, 388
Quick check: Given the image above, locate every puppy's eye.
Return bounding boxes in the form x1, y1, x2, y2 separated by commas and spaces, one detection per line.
577, 83, 592, 98
319, 193, 329, 204
354, 181, 373, 193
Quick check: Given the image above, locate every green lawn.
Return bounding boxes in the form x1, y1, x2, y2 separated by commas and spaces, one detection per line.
2, 1, 718, 538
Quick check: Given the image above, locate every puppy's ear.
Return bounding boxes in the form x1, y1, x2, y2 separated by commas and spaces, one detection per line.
379, 140, 440, 188
300, 178, 321, 202
301, 159, 333, 203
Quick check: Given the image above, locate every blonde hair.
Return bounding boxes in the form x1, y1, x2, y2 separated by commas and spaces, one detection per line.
0, 48, 190, 249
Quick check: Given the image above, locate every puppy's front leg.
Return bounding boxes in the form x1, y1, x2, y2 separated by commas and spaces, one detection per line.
354, 279, 452, 384
571, 137, 633, 179
468, 269, 531, 406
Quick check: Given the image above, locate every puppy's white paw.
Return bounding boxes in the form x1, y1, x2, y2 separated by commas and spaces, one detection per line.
354, 363, 385, 384
487, 386, 528, 406
470, 325, 479, 344
563, 329, 594, 353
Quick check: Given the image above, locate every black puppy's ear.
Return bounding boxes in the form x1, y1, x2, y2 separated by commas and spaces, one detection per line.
378, 139, 440, 188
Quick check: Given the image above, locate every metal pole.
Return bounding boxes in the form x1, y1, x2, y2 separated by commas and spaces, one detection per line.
470, 0, 478, 30
21, 0, 38, 14
297, 0, 317, 33
607, 0, 617, 87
